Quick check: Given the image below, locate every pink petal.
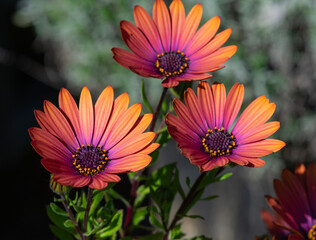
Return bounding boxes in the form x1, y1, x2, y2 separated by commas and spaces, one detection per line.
200, 156, 229, 171
161, 77, 179, 88
306, 163, 316, 217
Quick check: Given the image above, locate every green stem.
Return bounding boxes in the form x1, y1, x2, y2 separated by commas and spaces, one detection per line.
61, 194, 85, 240
164, 167, 225, 240
83, 188, 93, 233
150, 87, 168, 132
123, 87, 168, 236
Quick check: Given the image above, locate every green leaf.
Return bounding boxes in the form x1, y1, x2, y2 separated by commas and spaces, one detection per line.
186, 235, 213, 240
174, 168, 185, 200
132, 206, 147, 226
148, 206, 164, 230
138, 233, 164, 240
49, 224, 74, 240
186, 177, 191, 188
142, 80, 153, 113
97, 210, 123, 238
169, 224, 185, 239
218, 172, 233, 181
46, 205, 76, 235
64, 219, 75, 228
89, 190, 104, 216
183, 214, 204, 220
135, 185, 150, 207
200, 195, 218, 201
50, 203, 68, 217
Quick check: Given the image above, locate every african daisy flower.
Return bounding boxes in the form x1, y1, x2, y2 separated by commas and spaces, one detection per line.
112, 0, 237, 88
166, 81, 285, 171
261, 163, 316, 240
29, 86, 159, 190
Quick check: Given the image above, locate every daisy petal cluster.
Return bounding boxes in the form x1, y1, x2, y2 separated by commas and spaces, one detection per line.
112, 0, 237, 88
166, 81, 285, 171
262, 163, 316, 240
29, 86, 159, 189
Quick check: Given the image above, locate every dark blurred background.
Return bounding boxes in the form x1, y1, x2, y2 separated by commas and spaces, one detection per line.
1, 0, 316, 239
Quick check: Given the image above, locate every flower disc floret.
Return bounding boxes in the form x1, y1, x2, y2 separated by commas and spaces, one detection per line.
72, 144, 108, 176
156, 50, 189, 77
202, 127, 237, 158
309, 225, 316, 240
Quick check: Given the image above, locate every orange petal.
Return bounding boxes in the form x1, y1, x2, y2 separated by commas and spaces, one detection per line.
173, 98, 204, 136
211, 83, 226, 128
105, 103, 142, 149
137, 143, 160, 155
98, 92, 129, 147
178, 3, 203, 51
223, 83, 244, 130
190, 28, 233, 60
186, 16, 220, 56
58, 88, 82, 141
201, 156, 229, 171
169, 0, 185, 50
88, 177, 108, 189
29, 127, 72, 156
44, 100, 78, 150
184, 88, 208, 131
106, 154, 152, 173
238, 121, 280, 145
134, 5, 163, 53
32, 140, 70, 162
110, 132, 156, 159
79, 86, 94, 145
233, 96, 276, 137
92, 86, 114, 146
161, 77, 179, 88
120, 21, 156, 61
234, 139, 286, 157
53, 173, 90, 188
197, 81, 215, 129
153, 0, 171, 51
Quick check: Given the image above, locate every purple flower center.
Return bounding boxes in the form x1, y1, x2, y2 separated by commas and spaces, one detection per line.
202, 127, 237, 158
156, 50, 189, 77
308, 225, 316, 240
72, 144, 108, 176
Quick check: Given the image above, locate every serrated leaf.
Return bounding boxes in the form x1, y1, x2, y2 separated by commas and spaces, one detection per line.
49, 224, 74, 240
142, 80, 153, 113
97, 210, 123, 238
50, 203, 68, 217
